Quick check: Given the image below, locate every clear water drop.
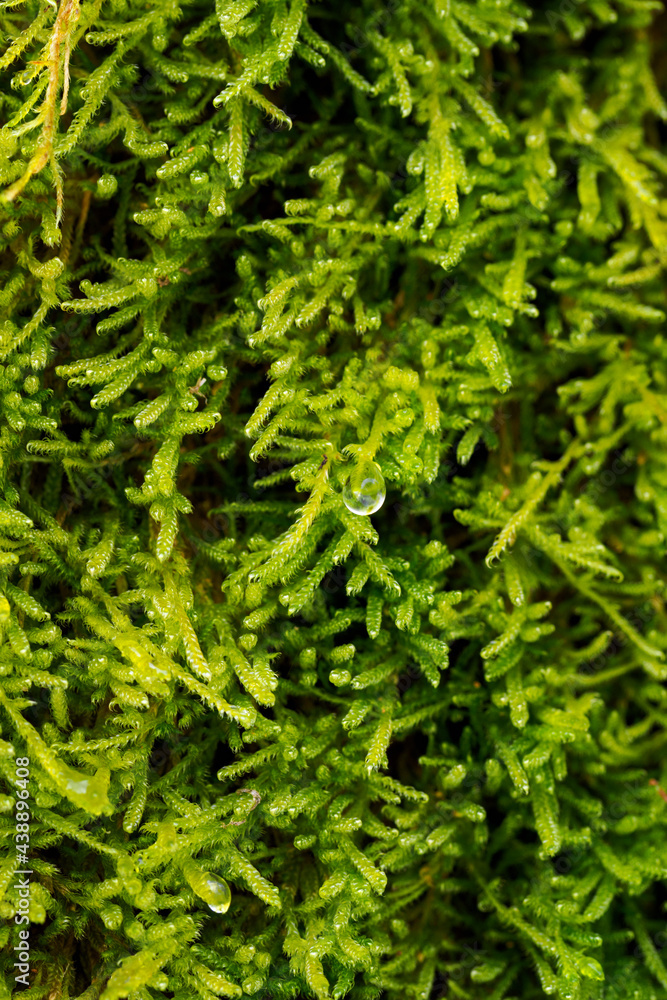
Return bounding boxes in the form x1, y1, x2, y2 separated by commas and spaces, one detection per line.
205, 877, 232, 914
342, 460, 386, 516
183, 859, 232, 914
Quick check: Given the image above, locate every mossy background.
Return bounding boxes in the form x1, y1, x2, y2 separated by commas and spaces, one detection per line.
1, 0, 667, 998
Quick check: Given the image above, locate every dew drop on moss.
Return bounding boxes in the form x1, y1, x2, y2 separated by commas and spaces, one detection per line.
183, 859, 231, 914
204, 877, 232, 914
342, 460, 386, 516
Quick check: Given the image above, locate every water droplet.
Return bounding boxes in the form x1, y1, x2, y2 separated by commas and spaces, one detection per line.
205, 877, 232, 913
342, 460, 386, 516
183, 859, 232, 914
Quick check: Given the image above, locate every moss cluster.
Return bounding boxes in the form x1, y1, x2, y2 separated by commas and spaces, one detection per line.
1, 0, 667, 998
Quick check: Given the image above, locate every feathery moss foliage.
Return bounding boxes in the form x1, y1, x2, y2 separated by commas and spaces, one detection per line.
1, 0, 667, 997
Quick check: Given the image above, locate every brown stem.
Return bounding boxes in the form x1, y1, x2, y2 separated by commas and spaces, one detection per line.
0, 0, 81, 221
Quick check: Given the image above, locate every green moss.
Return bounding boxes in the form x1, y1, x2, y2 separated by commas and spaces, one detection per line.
1, 0, 667, 997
